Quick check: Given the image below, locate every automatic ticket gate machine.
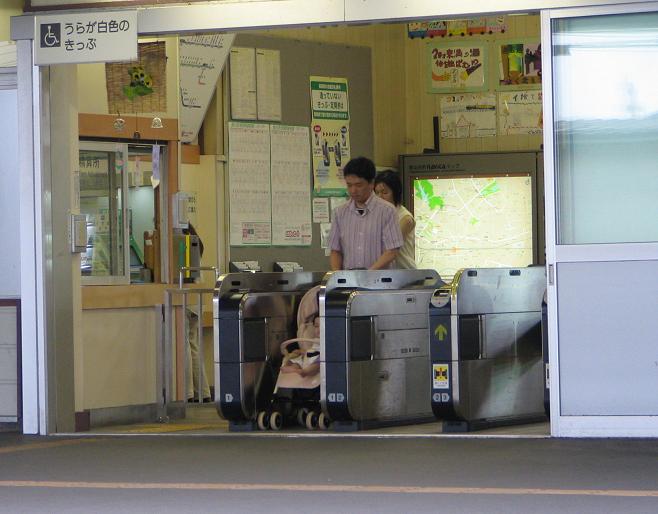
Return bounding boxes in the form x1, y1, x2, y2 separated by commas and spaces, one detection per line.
320, 269, 445, 430
428, 267, 547, 432
214, 271, 325, 430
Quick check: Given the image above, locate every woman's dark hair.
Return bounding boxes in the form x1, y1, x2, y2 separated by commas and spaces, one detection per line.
374, 169, 403, 206
343, 157, 376, 182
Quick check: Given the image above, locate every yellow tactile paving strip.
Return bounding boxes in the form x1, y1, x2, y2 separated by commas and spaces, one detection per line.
120, 423, 221, 434
0, 438, 102, 454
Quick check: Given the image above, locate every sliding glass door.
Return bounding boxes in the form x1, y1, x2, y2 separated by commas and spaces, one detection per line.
543, 5, 658, 436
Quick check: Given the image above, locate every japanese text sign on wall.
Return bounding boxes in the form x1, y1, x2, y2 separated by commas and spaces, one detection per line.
34, 11, 137, 66
427, 42, 488, 93
310, 78, 349, 120
309, 76, 351, 197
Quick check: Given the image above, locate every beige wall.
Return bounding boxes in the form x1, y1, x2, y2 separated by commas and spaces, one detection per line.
404, 15, 542, 155
264, 14, 541, 166
1, 0, 23, 41
81, 308, 158, 409
74, 17, 540, 162
180, 154, 220, 289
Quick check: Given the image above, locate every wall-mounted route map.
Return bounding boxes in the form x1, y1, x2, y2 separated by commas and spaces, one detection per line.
413, 174, 533, 280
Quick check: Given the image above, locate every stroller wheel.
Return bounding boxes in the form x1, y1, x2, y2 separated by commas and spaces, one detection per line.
317, 412, 330, 431
305, 410, 318, 430
256, 411, 269, 431
269, 411, 283, 431
297, 408, 309, 427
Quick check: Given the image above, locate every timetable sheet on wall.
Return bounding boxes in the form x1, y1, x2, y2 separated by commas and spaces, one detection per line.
228, 122, 272, 245
271, 125, 312, 246
228, 122, 312, 246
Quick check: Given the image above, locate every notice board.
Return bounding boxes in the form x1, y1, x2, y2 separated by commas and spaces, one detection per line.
229, 34, 373, 272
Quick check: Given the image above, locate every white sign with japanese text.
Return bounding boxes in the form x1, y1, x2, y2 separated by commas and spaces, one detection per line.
34, 11, 137, 66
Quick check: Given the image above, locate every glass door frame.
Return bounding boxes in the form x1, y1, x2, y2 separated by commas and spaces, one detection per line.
79, 141, 130, 285
541, 2, 658, 437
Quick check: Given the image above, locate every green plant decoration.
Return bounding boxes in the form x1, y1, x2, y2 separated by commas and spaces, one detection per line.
123, 65, 154, 100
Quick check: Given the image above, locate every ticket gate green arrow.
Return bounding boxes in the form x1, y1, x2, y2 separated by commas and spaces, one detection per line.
434, 323, 448, 341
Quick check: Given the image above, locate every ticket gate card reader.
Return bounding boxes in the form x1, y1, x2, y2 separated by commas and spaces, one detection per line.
229, 261, 261, 272
273, 262, 303, 272
429, 267, 546, 432
321, 269, 445, 430
214, 271, 325, 430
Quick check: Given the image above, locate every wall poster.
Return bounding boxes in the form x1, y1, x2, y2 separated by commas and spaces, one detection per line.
229, 47, 257, 120
498, 91, 543, 136
228, 123, 313, 247
228, 122, 271, 245
408, 16, 507, 39
309, 76, 351, 197
427, 42, 488, 93
497, 40, 542, 89
256, 48, 282, 122
230, 46, 282, 122
270, 125, 312, 246
439, 93, 497, 139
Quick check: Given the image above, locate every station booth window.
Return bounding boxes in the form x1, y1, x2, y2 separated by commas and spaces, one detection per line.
79, 141, 167, 285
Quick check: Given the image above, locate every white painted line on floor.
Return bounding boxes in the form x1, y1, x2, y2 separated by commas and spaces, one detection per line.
0, 480, 656, 498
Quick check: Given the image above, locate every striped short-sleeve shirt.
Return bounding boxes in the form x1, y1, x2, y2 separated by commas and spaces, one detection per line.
328, 193, 403, 270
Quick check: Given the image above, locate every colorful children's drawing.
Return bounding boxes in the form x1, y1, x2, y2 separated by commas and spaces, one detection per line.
499, 41, 542, 88
428, 43, 488, 93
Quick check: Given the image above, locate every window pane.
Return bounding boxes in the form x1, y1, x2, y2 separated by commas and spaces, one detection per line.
553, 13, 658, 244
79, 147, 126, 278
127, 145, 159, 283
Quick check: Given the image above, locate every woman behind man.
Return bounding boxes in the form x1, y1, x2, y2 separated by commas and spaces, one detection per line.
374, 170, 416, 269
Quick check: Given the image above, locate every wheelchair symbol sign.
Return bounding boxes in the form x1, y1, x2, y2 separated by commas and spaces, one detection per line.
40, 23, 61, 48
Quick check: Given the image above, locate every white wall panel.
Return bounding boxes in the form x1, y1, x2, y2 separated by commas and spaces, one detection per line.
557, 260, 658, 416
0, 89, 19, 298
138, 0, 345, 35
346, 0, 647, 22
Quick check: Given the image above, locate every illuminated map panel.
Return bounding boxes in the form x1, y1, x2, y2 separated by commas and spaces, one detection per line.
413, 174, 533, 280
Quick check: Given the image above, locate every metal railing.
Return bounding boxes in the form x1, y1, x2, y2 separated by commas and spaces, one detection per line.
161, 267, 219, 415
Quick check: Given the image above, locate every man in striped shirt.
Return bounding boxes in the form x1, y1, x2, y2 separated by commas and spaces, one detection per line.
328, 157, 403, 270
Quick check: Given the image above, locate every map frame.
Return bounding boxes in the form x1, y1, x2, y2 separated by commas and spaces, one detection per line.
407, 170, 539, 281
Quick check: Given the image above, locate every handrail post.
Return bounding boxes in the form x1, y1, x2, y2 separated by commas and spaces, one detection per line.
180, 266, 218, 404
197, 290, 204, 403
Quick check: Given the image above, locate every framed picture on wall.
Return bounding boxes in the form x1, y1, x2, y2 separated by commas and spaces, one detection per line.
427, 41, 488, 94
496, 39, 542, 90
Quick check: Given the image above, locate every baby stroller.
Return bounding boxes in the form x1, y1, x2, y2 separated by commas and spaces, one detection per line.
255, 285, 329, 431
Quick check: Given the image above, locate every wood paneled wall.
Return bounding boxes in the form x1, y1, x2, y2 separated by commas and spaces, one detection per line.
404, 14, 542, 155
263, 14, 541, 166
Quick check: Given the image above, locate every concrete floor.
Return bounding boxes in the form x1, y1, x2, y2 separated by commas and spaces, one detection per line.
78, 403, 551, 437
1, 429, 657, 513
